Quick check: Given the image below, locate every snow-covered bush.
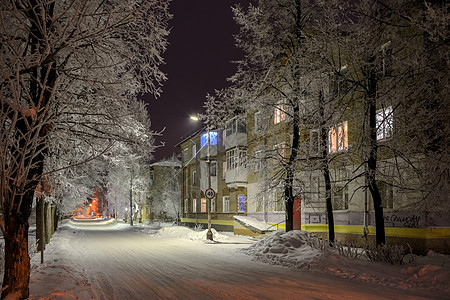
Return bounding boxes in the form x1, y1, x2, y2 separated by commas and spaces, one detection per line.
193, 223, 204, 232
332, 242, 365, 260
364, 243, 414, 265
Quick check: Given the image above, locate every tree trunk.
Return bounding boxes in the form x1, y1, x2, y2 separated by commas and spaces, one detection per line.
367, 65, 385, 245
319, 90, 335, 243
284, 98, 301, 232
285, 0, 303, 232
1, 193, 33, 299
284, 178, 294, 232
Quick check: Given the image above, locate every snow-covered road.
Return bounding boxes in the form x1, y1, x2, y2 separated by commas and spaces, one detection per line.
29, 220, 446, 299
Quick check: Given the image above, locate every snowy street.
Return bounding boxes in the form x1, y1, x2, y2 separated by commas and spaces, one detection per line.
29, 220, 448, 300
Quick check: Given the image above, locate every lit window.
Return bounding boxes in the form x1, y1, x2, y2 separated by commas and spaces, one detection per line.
238, 194, 245, 212
328, 122, 348, 153
274, 101, 286, 124
376, 106, 393, 140
201, 198, 207, 212
223, 196, 230, 213
200, 131, 218, 147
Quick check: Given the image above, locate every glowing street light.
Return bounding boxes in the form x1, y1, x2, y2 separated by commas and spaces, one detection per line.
190, 115, 213, 241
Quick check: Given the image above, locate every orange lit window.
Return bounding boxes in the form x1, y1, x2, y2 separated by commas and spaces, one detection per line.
329, 122, 348, 153
274, 101, 286, 124
201, 198, 207, 212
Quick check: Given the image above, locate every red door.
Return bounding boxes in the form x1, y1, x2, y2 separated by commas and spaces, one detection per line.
293, 196, 301, 230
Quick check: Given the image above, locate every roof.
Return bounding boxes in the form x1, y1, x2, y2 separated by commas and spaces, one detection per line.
150, 159, 181, 168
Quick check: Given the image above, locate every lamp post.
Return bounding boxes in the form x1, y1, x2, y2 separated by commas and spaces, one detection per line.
190, 115, 213, 241
129, 166, 133, 226
206, 127, 213, 241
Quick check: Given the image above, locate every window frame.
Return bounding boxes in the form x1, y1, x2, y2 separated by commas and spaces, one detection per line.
192, 170, 197, 186
238, 194, 246, 213
201, 198, 207, 213
328, 121, 348, 154
310, 129, 321, 156
274, 100, 286, 124
376, 106, 393, 141
332, 185, 349, 211
223, 196, 230, 213
211, 197, 216, 213
192, 198, 197, 212
210, 161, 217, 177
192, 144, 197, 159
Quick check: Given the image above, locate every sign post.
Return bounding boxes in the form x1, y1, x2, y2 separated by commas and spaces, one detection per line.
205, 188, 215, 200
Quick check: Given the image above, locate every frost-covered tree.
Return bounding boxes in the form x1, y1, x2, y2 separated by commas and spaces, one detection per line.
316, 0, 449, 245
147, 156, 181, 222
226, 0, 309, 232
0, 0, 170, 297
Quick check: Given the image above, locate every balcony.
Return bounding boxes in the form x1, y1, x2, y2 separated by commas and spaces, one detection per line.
225, 167, 247, 188
224, 132, 247, 150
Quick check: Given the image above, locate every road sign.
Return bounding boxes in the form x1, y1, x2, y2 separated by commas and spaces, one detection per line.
205, 188, 215, 199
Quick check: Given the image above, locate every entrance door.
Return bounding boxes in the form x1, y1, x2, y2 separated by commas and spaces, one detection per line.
293, 196, 301, 230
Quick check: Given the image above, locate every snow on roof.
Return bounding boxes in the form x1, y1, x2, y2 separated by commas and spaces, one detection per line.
232, 215, 277, 233
150, 159, 181, 167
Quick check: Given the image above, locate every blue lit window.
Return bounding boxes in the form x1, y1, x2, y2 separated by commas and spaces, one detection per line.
201, 131, 218, 147
239, 195, 245, 212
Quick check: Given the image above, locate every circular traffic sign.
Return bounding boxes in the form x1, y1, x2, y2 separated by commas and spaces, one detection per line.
205, 188, 215, 199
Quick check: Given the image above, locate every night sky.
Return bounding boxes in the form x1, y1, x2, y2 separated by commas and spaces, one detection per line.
141, 1, 253, 162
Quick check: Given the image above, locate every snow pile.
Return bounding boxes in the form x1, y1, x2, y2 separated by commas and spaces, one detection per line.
243, 230, 323, 268
242, 230, 449, 294
157, 226, 230, 242
188, 228, 230, 242
400, 250, 450, 292
233, 216, 276, 232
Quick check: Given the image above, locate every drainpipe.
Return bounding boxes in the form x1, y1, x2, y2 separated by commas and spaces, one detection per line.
363, 166, 368, 238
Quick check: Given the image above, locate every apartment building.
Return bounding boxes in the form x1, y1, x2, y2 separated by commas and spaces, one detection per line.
178, 124, 248, 232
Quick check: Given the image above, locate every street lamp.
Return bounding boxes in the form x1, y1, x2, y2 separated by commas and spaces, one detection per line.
129, 166, 134, 226
190, 115, 213, 241
206, 127, 213, 241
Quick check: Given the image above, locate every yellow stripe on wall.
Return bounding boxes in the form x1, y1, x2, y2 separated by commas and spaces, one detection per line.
300, 224, 450, 239
181, 218, 235, 226
181, 218, 449, 239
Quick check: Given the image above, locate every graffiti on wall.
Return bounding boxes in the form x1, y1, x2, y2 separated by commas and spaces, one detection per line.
384, 213, 421, 228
